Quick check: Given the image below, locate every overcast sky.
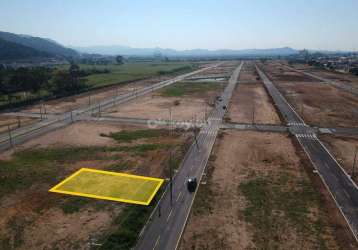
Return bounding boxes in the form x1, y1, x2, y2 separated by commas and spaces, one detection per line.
0, 0, 357, 51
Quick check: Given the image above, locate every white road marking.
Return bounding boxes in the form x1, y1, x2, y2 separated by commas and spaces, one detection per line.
153, 235, 160, 250
176, 192, 182, 202
167, 209, 173, 222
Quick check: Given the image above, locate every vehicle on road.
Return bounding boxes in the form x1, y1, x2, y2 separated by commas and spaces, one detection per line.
187, 177, 197, 192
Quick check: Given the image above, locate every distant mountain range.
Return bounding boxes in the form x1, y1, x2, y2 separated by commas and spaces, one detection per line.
0, 31, 78, 61
0, 31, 355, 62
71, 45, 299, 57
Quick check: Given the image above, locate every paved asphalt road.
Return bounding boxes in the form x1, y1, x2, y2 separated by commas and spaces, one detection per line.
0, 63, 222, 152
135, 62, 243, 250
256, 64, 358, 241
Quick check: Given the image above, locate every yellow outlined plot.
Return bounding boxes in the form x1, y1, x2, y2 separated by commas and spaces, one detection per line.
49, 168, 164, 205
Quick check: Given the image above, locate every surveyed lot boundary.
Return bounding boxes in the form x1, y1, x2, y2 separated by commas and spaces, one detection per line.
49, 168, 164, 205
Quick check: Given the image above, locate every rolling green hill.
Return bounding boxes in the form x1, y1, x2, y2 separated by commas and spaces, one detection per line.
0, 38, 51, 60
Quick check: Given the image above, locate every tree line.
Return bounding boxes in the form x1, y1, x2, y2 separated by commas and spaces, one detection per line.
0, 63, 109, 106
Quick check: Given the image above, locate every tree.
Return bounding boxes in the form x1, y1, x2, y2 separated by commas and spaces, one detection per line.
69, 63, 80, 77
51, 70, 88, 96
116, 55, 124, 64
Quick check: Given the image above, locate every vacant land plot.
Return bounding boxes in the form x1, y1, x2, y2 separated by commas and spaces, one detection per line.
228, 63, 281, 124
264, 62, 318, 83
276, 81, 358, 127
50, 168, 163, 205
180, 130, 346, 250
104, 80, 226, 121
320, 134, 358, 185
189, 61, 237, 79
0, 122, 192, 249
263, 63, 358, 127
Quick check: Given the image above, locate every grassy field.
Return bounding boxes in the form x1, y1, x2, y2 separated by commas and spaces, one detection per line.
160, 81, 224, 97
60, 62, 198, 88
239, 175, 328, 249
0, 62, 197, 108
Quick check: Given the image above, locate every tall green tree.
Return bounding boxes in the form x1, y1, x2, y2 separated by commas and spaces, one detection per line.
51, 70, 88, 96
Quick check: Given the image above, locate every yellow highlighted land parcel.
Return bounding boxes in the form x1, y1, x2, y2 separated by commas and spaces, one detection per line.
49, 168, 164, 205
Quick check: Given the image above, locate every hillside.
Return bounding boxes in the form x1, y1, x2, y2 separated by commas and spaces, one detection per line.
0, 31, 78, 58
0, 38, 51, 60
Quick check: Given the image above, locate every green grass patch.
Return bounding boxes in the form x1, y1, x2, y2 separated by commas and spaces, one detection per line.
0, 147, 109, 199
160, 81, 222, 97
104, 129, 166, 143
239, 175, 327, 249
0, 145, 153, 199
99, 205, 153, 250
75, 62, 197, 88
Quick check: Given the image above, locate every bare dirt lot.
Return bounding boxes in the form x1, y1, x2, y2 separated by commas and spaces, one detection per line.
180, 130, 350, 250
0, 121, 193, 249
263, 63, 358, 127
228, 63, 281, 124
320, 134, 358, 185
263, 62, 318, 83
103, 77, 229, 121
188, 61, 238, 79
104, 94, 212, 121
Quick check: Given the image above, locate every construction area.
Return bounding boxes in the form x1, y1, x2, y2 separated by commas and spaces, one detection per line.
0, 60, 358, 250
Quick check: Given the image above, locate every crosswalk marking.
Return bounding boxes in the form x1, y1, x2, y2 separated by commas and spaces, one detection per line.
296, 133, 317, 139
288, 122, 305, 126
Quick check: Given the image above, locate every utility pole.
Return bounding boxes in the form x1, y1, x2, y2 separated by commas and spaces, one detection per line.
40, 106, 43, 120
352, 147, 358, 179
88, 95, 91, 106
7, 125, 13, 147
70, 110, 73, 122
17, 116, 21, 128
169, 107, 172, 136
252, 102, 255, 125
193, 127, 199, 150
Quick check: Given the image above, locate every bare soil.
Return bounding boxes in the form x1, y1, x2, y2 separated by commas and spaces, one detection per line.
0, 122, 192, 249
263, 61, 318, 82
263, 62, 358, 127
180, 130, 344, 250
276, 81, 358, 127
228, 63, 281, 124
189, 61, 238, 78
0, 122, 120, 159
104, 94, 212, 121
